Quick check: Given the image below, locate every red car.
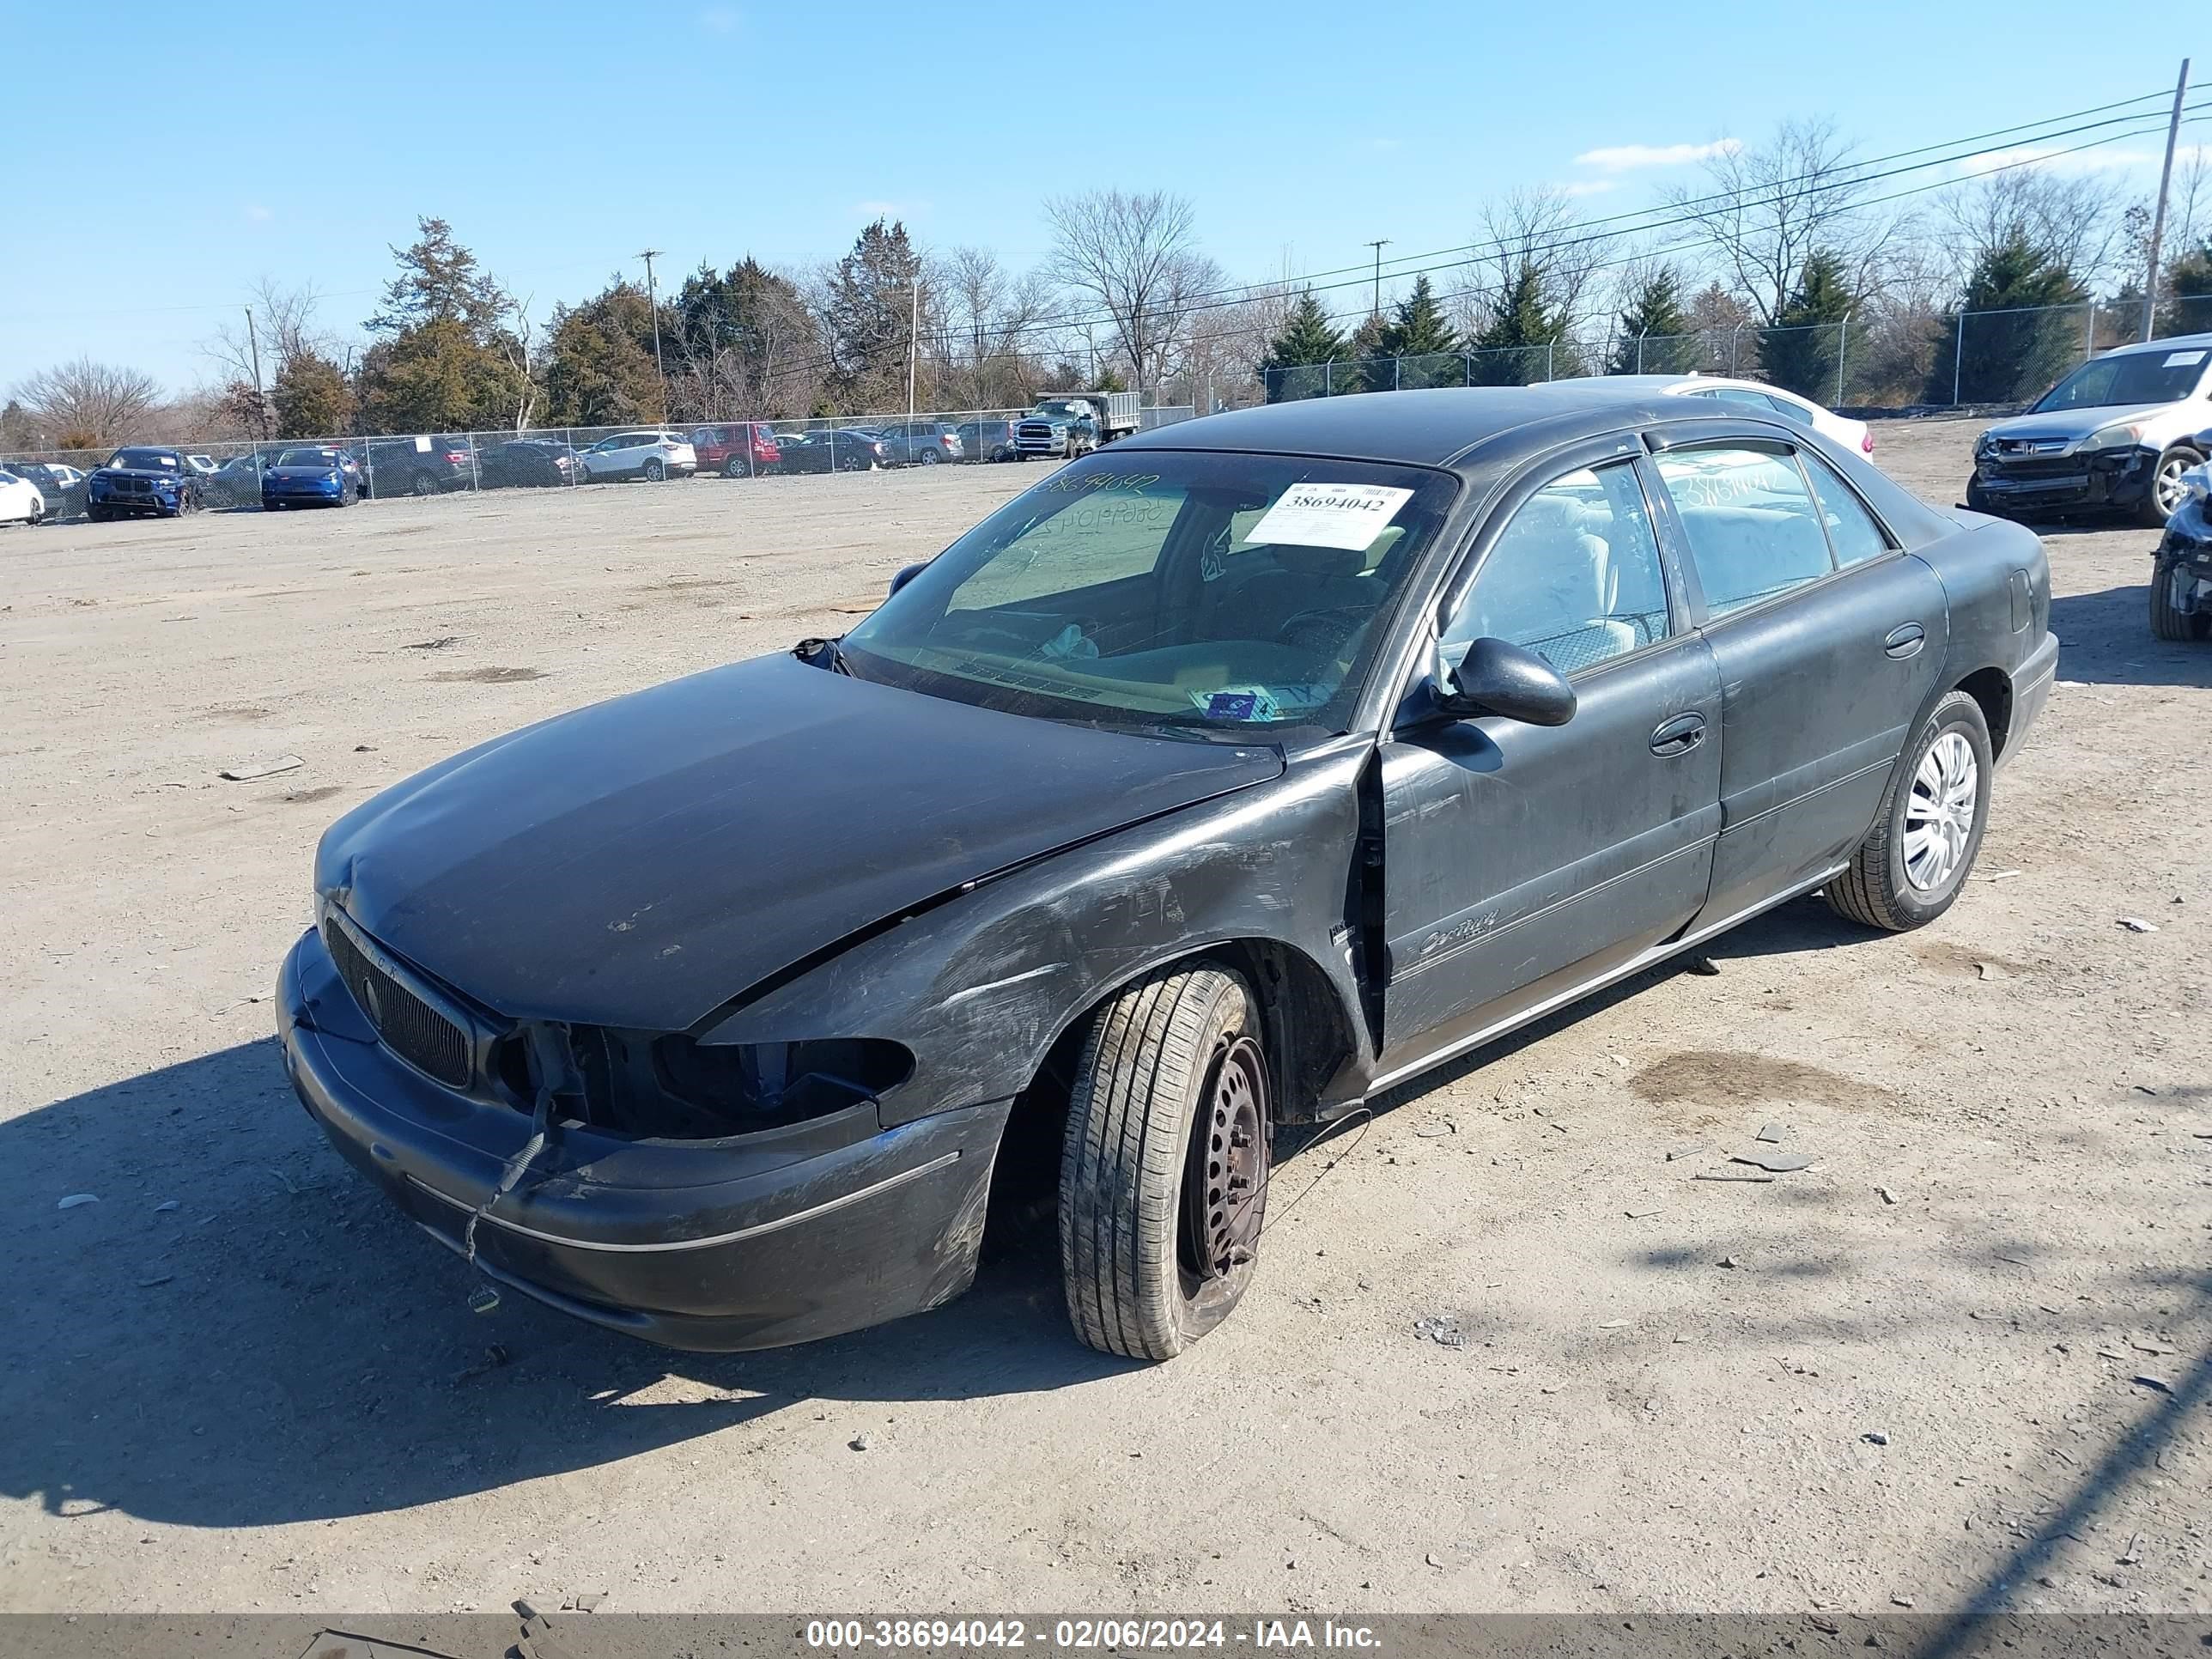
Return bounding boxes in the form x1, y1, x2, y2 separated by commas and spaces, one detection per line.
689, 423, 782, 477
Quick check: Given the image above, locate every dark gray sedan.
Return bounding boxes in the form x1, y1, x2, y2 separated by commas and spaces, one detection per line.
278, 386, 2056, 1362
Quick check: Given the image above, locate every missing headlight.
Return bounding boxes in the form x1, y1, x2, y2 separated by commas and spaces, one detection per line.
506, 1025, 912, 1139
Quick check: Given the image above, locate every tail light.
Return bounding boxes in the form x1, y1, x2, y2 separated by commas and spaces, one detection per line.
1861, 432, 1875, 454
442, 450, 468, 465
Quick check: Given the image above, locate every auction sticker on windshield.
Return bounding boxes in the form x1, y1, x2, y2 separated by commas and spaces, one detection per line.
1247, 483, 1413, 550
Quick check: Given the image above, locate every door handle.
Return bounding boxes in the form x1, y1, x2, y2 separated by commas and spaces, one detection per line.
1883, 622, 1926, 659
1650, 713, 1705, 757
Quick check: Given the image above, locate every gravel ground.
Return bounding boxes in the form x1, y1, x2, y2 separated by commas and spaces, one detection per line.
0, 420, 2207, 1618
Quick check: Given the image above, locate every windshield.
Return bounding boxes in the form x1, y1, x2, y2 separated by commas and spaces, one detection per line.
274, 448, 337, 467
2033, 346, 2209, 413
107, 449, 178, 470
842, 451, 1458, 737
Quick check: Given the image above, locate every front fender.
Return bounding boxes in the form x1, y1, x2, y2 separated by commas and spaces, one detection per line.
699, 748, 1372, 1125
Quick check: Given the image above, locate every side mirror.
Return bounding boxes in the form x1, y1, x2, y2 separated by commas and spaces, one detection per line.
887, 561, 929, 599
1438, 636, 1577, 726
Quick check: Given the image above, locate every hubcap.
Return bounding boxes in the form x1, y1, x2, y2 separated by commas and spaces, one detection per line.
1182, 1035, 1268, 1280
1904, 731, 1978, 892
2158, 458, 2190, 514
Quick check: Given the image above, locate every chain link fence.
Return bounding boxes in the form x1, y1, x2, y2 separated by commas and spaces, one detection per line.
1258, 295, 2212, 410
0, 405, 1197, 520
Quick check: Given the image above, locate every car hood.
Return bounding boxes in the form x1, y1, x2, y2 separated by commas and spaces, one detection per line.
1983, 403, 2178, 445
318, 651, 1285, 1030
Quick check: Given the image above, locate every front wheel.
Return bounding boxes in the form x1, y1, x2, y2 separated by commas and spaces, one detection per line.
1826, 690, 1993, 932
2150, 549, 2212, 641
2140, 446, 2201, 528
1059, 963, 1271, 1361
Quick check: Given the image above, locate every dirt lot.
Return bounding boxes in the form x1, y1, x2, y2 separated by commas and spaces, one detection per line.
1, 421, 2207, 1619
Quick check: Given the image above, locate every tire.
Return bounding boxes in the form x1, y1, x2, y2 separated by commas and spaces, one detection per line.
918, 447, 939, 465
724, 456, 748, 479
2138, 446, 2201, 528
641, 459, 665, 482
1058, 962, 1272, 1361
2150, 548, 2212, 641
408, 472, 437, 498
1825, 690, 1993, 932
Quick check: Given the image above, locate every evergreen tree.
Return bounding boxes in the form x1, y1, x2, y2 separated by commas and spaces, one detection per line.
356, 218, 526, 432
822, 219, 923, 410
1346, 312, 1389, 394
1923, 234, 2086, 404
2161, 240, 2212, 337
1379, 276, 1462, 388
1258, 292, 1346, 402
271, 351, 353, 437
543, 280, 664, 427
675, 257, 817, 419
1606, 268, 1698, 376
1759, 249, 1858, 403
1469, 264, 1571, 386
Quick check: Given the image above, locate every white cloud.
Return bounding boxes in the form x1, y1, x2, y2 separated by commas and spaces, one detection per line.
1559, 179, 1619, 198
697, 5, 738, 33
1361, 137, 1403, 154
243, 204, 272, 223
1574, 137, 1741, 173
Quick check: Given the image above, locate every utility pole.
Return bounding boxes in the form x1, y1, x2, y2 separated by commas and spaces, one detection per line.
243, 306, 267, 440
2142, 58, 2192, 342
906, 278, 921, 427
638, 248, 667, 415
1365, 239, 1391, 319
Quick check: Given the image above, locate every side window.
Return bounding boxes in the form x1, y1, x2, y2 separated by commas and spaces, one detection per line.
1653, 446, 1834, 618
1442, 461, 1672, 677
1801, 453, 1891, 567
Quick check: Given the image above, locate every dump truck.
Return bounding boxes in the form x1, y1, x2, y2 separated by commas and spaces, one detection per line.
1014, 391, 1141, 459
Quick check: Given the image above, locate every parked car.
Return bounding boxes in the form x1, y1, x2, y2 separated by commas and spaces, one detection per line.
204, 453, 268, 506
358, 436, 476, 497
261, 446, 360, 509
86, 447, 201, 520
874, 421, 966, 466
579, 429, 697, 482
6, 462, 85, 520
1635, 374, 1875, 455
477, 439, 585, 489
953, 418, 1020, 462
2151, 457, 2212, 641
769, 428, 887, 473
688, 423, 782, 477
279, 384, 2056, 1361
0, 467, 45, 526
1966, 333, 2212, 526
185, 453, 220, 480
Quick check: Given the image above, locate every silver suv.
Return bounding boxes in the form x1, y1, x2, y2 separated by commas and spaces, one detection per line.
1967, 334, 2212, 526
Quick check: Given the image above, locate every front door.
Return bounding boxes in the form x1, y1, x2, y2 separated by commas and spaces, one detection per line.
1376, 452, 1724, 1077
1644, 438, 1948, 923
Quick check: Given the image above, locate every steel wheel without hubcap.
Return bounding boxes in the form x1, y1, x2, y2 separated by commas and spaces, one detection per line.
1180, 1034, 1269, 1289
1904, 731, 1978, 892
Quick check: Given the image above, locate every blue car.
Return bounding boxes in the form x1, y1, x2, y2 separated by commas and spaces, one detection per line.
85, 447, 200, 521
261, 446, 360, 510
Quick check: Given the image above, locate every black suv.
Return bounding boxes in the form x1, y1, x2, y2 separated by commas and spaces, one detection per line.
356, 436, 477, 497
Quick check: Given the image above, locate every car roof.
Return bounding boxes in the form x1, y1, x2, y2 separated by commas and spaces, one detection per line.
1118, 385, 1708, 469
2097, 331, 2212, 359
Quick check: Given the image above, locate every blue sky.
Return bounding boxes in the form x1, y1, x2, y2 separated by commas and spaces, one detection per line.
2, 2, 2200, 392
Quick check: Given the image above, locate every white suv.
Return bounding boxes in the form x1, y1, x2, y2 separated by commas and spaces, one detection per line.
580, 429, 698, 482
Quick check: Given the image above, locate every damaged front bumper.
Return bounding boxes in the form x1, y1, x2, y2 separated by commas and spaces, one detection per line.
277, 927, 1009, 1352
1968, 446, 2154, 517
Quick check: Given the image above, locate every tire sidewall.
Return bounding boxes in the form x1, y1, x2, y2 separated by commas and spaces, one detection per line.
1877, 696, 1994, 925
1166, 972, 1268, 1350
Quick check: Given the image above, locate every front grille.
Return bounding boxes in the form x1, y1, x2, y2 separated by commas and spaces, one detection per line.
322, 917, 471, 1088
1984, 455, 2092, 483
115, 477, 152, 495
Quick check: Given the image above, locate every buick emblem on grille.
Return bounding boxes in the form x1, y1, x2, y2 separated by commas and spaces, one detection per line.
360, 972, 384, 1028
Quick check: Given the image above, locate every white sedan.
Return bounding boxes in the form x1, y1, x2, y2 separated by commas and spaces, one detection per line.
0, 467, 46, 526
1631, 374, 1874, 455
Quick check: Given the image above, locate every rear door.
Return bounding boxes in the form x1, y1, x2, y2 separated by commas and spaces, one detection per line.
1645, 429, 1947, 924
1376, 442, 1723, 1073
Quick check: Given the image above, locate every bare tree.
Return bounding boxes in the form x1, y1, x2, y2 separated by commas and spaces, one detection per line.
1043, 190, 1222, 392
9, 358, 163, 449
1939, 169, 2127, 287
1476, 187, 1615, 329
939, 246, 1057, 406
1664, 119, 1888, 324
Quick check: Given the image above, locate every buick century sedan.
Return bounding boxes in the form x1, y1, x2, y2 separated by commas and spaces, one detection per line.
280, 386, 2057, 1361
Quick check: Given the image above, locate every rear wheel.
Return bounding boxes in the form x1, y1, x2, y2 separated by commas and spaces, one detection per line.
1059, 963, 1271, 1361
408, 472, 437, 497
1826, 690, 1992, 932
2150, 549, 2212, 641
918, 447, 939, 465
642, 459, 665, 482
724, 455, 749, 479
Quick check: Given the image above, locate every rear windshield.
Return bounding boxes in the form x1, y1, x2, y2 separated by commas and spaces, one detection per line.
2033, 347, 2209, 413
844, 451, 1458, 738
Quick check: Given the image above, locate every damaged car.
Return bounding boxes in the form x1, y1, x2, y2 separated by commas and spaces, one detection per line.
2152, 459, 2212, 641
280, 385, 2057, 1361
